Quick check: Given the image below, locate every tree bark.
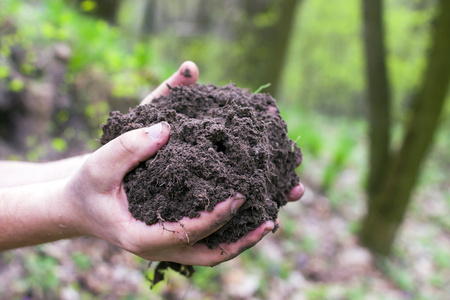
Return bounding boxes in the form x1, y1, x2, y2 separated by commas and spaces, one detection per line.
360, 0, 450, 255
235, 0, 300, 95
362, 0, 391, 199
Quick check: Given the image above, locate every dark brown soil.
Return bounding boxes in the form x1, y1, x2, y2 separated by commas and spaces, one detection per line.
100, 84, 302, 248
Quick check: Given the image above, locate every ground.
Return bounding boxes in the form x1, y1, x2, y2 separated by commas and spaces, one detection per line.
1, 155, 449, 299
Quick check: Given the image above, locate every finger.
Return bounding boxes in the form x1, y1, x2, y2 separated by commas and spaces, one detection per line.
286, 183, 305, 202
86, 122, 171, 185
141, 61, 199, 105
171, 220, 275, 266
268, 105, 279, 115
296, 156, 302, 167
160, 193, 246, 246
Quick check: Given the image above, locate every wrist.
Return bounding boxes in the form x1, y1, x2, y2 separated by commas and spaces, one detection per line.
51, 178, 87, 238
0, 179, 85, 251
59, 178, 94, 238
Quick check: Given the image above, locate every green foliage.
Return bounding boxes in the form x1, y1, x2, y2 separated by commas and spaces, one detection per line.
281, 0, 364, 114
300, 235, 319, 254
0, 0, 168, 161
279, 105, 323, 158
3, 0, 162, 99
321, 124, 357, 193
80, 0, 97, 12
22, 252, 60, 295
304, 286, 328, 300
391, 268, 415, 291
252, 6, 281, 28
8, 78, 24, 92
280, 104, 362, 195
0, 64, 10, 78
433, 248, 450, 269
280, 0, 437, 119
385, 0, 436, 118
51, 137, 68, 152
71, 252, 92, 270
191, 266, 221, 292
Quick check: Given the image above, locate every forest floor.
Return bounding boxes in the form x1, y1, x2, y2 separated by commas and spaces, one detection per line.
1, 149, 449, 300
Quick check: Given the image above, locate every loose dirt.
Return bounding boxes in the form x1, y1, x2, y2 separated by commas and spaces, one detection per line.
100, 83, 302, 248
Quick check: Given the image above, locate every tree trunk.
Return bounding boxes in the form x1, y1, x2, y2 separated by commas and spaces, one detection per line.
360, 0, 450, 255
362, 0, 391, 199
77, 0, 121, 24
234, 0, 300, 95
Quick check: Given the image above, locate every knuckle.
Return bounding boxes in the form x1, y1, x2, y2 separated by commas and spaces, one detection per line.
118, 134, 136, 155
80, 158, 102, 182
118, 237, 143, 255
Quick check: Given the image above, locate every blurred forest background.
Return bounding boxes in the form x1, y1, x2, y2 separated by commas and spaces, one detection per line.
1, 0, 450, 299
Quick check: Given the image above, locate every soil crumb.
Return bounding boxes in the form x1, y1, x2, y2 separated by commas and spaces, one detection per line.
100, 84, 302, 248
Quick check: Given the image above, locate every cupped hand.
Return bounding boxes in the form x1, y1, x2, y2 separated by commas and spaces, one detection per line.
64, 122, 275, 266
62, 61, 302, 266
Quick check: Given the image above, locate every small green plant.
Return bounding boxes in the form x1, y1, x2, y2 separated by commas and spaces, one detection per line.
72, 251, 92, 270
300, 235, 319, 254
8, 78, 25, 92
320, 123, 357, 194
191, 266, 221, 292
23, 252, 60, 296
433, 248, 450, 269
51, 138, 68, 152
254, 82, 271, 94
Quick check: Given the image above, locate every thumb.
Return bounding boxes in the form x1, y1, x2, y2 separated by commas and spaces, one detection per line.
141, 61, 199, 105
88, 122, 171, 185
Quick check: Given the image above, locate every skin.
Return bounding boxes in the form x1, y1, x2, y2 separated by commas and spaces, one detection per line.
0, 61, 305, 266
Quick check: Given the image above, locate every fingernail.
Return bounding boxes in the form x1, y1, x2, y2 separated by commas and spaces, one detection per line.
145, 122, 164, 139
181, 68, 192, 78
231, 193, 246, 214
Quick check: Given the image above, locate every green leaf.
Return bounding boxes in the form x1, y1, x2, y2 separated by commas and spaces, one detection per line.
9, 78, 24, 92
0, 65, 10, 79
72, 252, 91, 270
80, 0, 97, 12
254, 83, 271, 94
51, 138, 67, 152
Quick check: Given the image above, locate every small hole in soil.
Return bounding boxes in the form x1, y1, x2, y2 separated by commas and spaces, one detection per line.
214, 140, 227, 153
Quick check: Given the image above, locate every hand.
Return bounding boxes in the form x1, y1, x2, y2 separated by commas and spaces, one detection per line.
64, 121, 275, 266
0, 62, 302, 257
140, 61, 199, 105
63, 61, 303, 266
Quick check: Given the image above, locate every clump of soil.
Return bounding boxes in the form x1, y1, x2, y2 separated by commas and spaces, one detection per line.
100, 84, 302, 248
